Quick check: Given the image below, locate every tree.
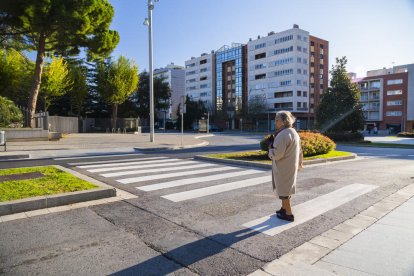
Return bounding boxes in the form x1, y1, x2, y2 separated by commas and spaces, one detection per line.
316, 57, 364, 132
0, 0, 119, 127
176, 96, 207, 129
96, 56, 139, 128
41, 56, 72, 112
0, 48, 33, 106
136, 72, 171, 120
0, 96, 23, 127
68, 63, 88, 116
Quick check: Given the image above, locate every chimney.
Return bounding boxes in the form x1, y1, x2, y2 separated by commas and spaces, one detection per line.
293, 24, 299, 29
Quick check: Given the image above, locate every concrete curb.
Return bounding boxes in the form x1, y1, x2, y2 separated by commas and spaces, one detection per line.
134, 141, 210, 152
0, 154, 31, 161
194, 153, 357, 169
0, 165, 116, 216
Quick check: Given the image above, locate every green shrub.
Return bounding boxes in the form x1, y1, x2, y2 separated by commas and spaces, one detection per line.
0, 96, 23, 128
324, 132, 364, 142
299, 132, 336, 156
260, 131, 336, 157
397, 132, 414, 138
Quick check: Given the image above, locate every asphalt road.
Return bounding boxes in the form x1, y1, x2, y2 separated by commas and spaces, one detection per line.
1, 134, 414, 275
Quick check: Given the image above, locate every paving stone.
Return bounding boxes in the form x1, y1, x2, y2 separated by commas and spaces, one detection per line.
360, 206, 390, 219
47, 205, 71, 213
321, 229, 354, 244
343, 214, 377, 229
315, 260, 374, 276
333, 222, 364, 236
248, 269, 272, 276
309, 235, 343, 250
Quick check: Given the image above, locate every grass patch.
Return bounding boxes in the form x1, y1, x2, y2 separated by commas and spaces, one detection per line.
0, 166, 98, 202
340, 142, 414, 149
206, 150, 352, 164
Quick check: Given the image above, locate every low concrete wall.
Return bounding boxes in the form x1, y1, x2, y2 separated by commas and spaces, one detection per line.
2, 128, 48, 141
49, 116, 78, 133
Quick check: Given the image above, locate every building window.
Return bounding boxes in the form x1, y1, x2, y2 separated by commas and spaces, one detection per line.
297, 80, 301, 85
303, 37, 308, 42
272, 69, 293, 77
255, 52, 266, 60
297, 91, 301, 96
320, 44, 324, 49
186, 63, 195, 68
303, 69, 308, 75
387, 79, 403, 85
255, 73, 266, 80
297, 102, 301, 108
297, 57, 302, 63
274, 35, 293, 44
200, 68, 208, 73
274, 102, 293, 109
280, 80, 292, 87
297, 46, 302, 52
303, 47, 308, 53
303, 58, 308, 65
370, 81, 381, 88
200, 84, 208, 89
320, 84, 323, 89
255, 63, 267, 69
273, 57, 293, 66
311, 41, 315, 46
386, 111, 402, 116
186, 70, 196, 76
186, 78, 196, 83
273, 46, 293, 55
387, 90, 403, 95
297, 35, 302, 40
303, 102, 307, 108
297, 69, 302, 74
200, 59, 207, 65
200, 92, 208, 97
303, 91, 307, 97
200, 76, 207, 81
387, 100, 402, 106
255, 42, 266, 49
275, 91, 293, 98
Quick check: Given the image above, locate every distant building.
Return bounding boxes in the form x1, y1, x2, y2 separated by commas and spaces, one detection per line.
184, 24, 329, 130
352, 63, 414, 132
154, 63, 185, 121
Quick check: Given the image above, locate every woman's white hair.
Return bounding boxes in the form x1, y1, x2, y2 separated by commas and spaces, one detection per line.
276, 110, 296, 128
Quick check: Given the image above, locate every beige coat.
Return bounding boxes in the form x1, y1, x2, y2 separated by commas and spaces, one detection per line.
268, 128, 303, 197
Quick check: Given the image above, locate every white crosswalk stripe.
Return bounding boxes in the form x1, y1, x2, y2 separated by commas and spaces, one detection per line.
70, 156, 165, 166
118, 166, 237, 184
88, 160, 198, 173
77, 157, 171, 169
101, 163, 218, 178
242, 183, 377, 236
161, 175, 271, 202
138, 169, 265, 191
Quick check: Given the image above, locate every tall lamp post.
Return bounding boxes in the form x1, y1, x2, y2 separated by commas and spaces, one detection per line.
143, 0, 159, 142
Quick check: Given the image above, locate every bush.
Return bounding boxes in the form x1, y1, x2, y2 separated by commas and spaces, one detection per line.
300, 132, 336, 156
397, 132, 414, 138
324, 132, 364, 142
260, 131, 336, 157
0, 96, 23, 128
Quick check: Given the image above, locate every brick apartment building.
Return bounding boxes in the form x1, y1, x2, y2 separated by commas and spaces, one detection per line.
351, 63, 414, 133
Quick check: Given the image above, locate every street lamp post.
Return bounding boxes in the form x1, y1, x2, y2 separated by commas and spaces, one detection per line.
144, 0, 159, 143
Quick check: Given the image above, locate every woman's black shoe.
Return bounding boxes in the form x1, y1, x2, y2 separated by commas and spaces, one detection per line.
277, 212, 294, 222
276, 208, 286, 215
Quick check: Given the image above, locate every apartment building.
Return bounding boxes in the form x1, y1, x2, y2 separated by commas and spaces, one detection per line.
184, 52, 215, 110
184, 24, 329, 130
154, 63, 185, 120
352, 63, 414, 132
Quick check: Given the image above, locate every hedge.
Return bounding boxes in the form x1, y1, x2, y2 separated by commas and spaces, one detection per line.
260, 131, 336, 157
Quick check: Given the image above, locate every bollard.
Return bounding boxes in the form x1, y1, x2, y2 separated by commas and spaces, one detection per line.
0, 130, 6, 151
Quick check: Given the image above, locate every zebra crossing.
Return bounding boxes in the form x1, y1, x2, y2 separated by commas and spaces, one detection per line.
72, 156, 270, 202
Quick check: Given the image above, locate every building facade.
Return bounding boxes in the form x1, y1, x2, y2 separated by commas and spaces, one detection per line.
184, 25, 329, 130
154, 63, 185, 121
184, 52, 215, 110
353, 64, 414, 132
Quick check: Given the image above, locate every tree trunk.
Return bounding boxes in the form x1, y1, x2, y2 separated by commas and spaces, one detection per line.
111, 103, 118, 129
28, 32, 46, 128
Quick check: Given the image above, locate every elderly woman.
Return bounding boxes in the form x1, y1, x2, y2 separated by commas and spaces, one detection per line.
268, 111, 303, 222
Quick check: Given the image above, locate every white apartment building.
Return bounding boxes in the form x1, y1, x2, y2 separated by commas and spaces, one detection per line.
154, 63, 185, 120
184, 52, 215, 110
247, 25, 310, 114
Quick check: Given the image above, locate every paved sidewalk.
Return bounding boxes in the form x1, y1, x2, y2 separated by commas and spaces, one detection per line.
251, 183, 414, 276
0, 133, 211, 159
364, 135, 414, 145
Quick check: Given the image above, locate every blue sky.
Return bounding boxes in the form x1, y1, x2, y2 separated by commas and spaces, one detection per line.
109, 0, 414, 77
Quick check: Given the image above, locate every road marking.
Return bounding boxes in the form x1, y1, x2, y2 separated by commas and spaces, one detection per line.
242, 183, 377, 236
138, 169, 266, 191
102, 163, 218, 178
70, 156, 167, 166
118, 166, 236, 184
77, 157, 171, 169
87, 160, 197, 173
55, 153, 143, 161
161, 176, 271, 202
